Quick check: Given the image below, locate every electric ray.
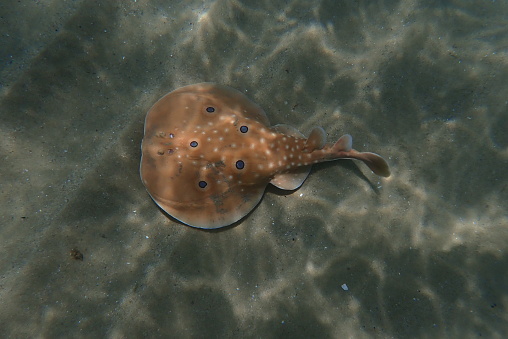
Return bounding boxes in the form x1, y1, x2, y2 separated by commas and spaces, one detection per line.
140, 83, 390, 229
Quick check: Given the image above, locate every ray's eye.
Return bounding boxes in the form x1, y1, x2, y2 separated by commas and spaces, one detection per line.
190, 141, 198, 147
236, 160, 245, 170
206, 106, 215, 113
198, 181, 207, 188
240, 125, 248, 133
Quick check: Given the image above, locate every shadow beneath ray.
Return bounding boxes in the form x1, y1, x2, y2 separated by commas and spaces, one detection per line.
311, 160, 381, 194
155, 204, 243, 233
266, 184, 298, 197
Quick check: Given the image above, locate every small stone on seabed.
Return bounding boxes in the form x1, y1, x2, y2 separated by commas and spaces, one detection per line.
341, 283, 349, 291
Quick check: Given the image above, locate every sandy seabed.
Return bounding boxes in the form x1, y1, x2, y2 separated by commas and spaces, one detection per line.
1, 1, 507, 338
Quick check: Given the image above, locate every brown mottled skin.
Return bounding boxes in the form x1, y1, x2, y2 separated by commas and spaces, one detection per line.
140, 83, 390, 229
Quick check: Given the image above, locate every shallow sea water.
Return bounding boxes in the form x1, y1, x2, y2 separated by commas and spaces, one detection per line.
1, 1, 507, 338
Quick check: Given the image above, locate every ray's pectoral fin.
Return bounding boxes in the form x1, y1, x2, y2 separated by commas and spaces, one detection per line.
333, 134, 391, 177
271, 123, 303, 137
270, 165, 312, 190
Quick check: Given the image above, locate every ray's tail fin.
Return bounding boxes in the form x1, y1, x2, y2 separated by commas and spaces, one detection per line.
348, 150, 391, 177
332, 134, 391, 177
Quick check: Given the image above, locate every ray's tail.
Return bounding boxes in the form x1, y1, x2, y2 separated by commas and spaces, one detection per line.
333, 134, 391, 177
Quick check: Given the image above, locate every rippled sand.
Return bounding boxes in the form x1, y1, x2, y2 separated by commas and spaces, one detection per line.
1, 1, 507, 337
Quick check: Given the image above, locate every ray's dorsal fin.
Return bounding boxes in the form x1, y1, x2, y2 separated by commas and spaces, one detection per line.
333, 134, 352, 152
270, 124, 312, 190
304, 127, 327, 151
